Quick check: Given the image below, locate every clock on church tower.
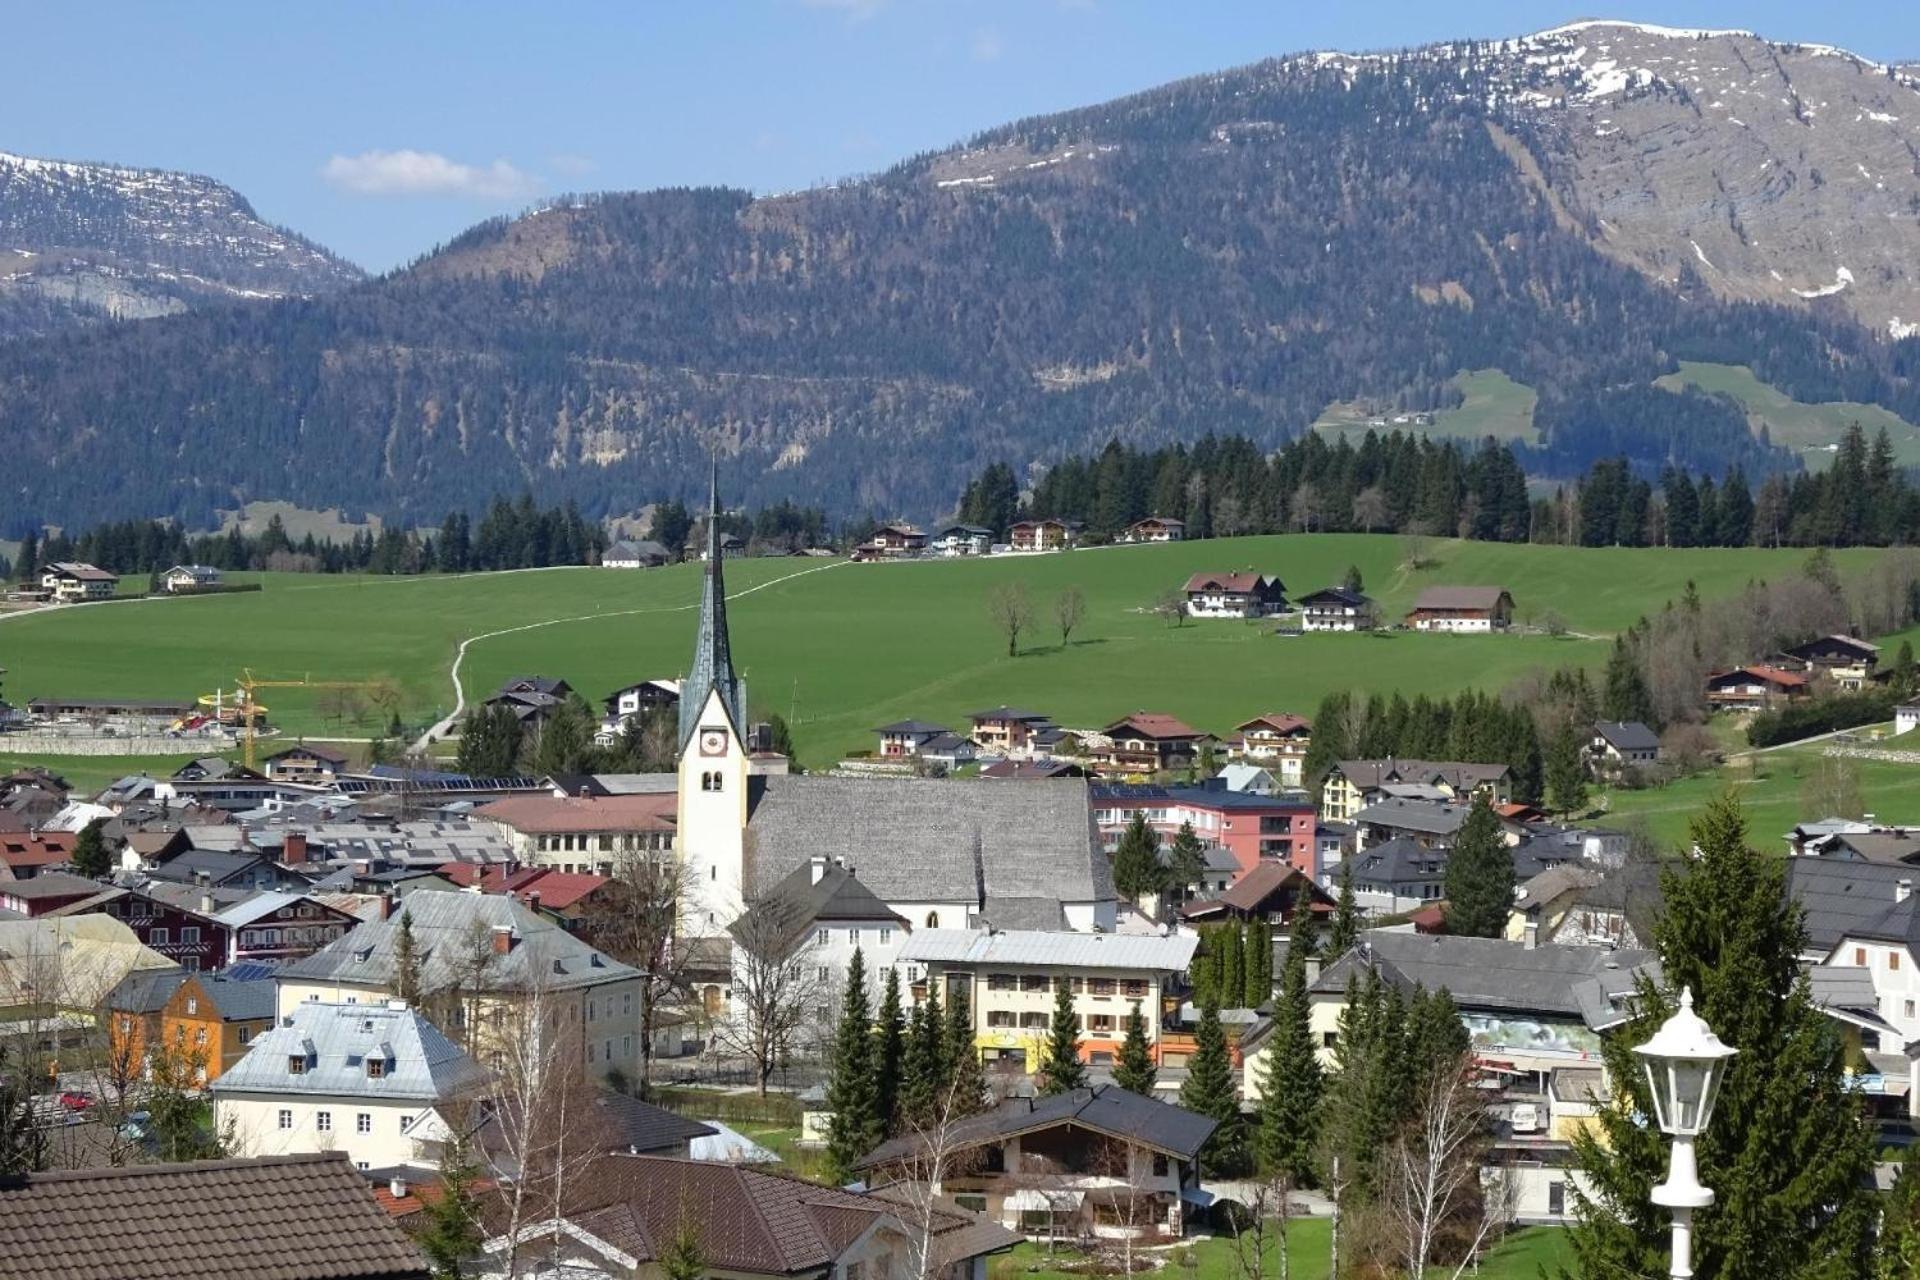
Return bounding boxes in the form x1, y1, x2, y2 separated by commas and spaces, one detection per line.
698, 726, 729, 757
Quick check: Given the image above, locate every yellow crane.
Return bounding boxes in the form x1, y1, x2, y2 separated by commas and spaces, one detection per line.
233, 668, 398, 769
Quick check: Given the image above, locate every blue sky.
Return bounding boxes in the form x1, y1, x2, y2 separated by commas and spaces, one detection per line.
5, 1, 1914, 272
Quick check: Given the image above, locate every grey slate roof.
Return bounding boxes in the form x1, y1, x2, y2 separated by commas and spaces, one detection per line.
276, 889, 640, 994
896, 928, 1196, 972
1593, 721, 1659, 753
1350, 837, 1449, 888
107, 967, 189, 1015
1785, 858, 1919, 953
743, 776, 1111, 908
1354, 797, 1472, 837
859, 1084, 1215, 1168
978, 896, 1070, 931
1334, 759, 1509, 791
731, 861, 906, 951
1315, 929, 1653, 1024
211, 1000, 490, 1102
197, 972, 279, 1023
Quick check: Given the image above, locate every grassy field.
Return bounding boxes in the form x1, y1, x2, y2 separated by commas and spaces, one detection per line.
0, 751, 211, 793
1654, 361, 1920, 468
1314, 368, 1538, 445
0, 537, 1898, 769
988, 1223, 1572, 1280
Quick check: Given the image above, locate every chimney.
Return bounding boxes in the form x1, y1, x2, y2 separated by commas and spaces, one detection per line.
491, 924, 515, 955
283, 832, 308, 865
389, 1174, 409, 1199
809, 854, 829, 885
1900, 880, 1912, 905
378, 893, 394, 921
200, 887, 214, 916
526, 891, 541, 914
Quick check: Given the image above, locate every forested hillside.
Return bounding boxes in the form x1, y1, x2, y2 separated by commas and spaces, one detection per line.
5, 26, 1920, 530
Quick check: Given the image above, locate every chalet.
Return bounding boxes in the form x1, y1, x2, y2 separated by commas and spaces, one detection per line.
1587, 721, 1659, 776
210, 891, 360, 965
875, 719, 954, 759
1782, 634, 1881, 690
1093, 712, 1209, 778
171, 755, 265, 783
487, 1154, 1016, 1280
161, 563, 222, 593
1093, 784, 1317, 876
1705, 665, 1809, 713
932, 523, 995, 556
698, 530, 745, 560
1405, 586, 1513, 632
1122, 516, 1186, 544
263, 743, 351, 784
0, 1154, 433, 1280
483, 675, 573, 728
1009, 518, 1080, 553
1183, 571, 1286, 620
1319, 758, 1510, 823
853, 523, 929, 561
1504, 866, 1605, 945
57, 883, 228, 971
602, 539, 672, 569
899, 930, 1196, 1073
147, 849, 315, 892
1296, 585, 1377, 632
602, 677, 680, 720
1180, 860, 1334, 925
1353, 797, 1473, 851
0, 870, 110, 917
1345, 837, 1450, 913
39, 561, 118, 602
1226, 713, 1312, 786
860, 1088, 1214, 1243
969, 706, 1056, 755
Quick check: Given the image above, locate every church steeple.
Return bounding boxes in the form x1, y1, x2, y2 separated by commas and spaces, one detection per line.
679, 454, 747, 751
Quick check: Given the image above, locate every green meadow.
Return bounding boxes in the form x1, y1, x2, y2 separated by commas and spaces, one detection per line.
1653, 361, 1920, 468
0, 536, 1897, 769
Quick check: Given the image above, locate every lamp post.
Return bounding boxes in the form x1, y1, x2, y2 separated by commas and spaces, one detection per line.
1633, 987, 1737, 1280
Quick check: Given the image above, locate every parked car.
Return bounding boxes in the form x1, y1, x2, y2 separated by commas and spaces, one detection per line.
57, 1089, 94, 1112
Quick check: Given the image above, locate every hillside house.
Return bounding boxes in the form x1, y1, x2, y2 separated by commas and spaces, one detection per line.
1899, 704, 1920, 736
1183, 571, 1286, 619
1093, 713, 1209, 778
899, 929, 1196, 1073
1705, 665, 1809, 712
1122, 516, 1185, 543
932, 523, 994, 556
262, 743, 350, 784
1319, 758, 1511, 823
483, 675, 573, 728
213, 1000, 492, 1171
210, 891, 360, 965
875, 719, 954, 759
1404, 586, 1513, 632
859, 1086, 1215, 1242
602, 539, 671, 568
853, 523, 928, 561
1587, 721, 1659, 776
39, 561, 118, 602
1226, 713, 1312, 786
1009, 518, 1080, 552
1093, 784, 1317, 876
1345, 837, 1450, 913
1180, 860, 1334, 925
969, 706, 1055, 755
1354, 797, 1473, 851
0, 871, 113, 918
0, 830, 75, 879
1296, 585, 1377, 632
1782, 634, 1881, 690
161, 564, 222, 593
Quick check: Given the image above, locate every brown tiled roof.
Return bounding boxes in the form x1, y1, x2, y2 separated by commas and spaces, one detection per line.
1408, 586, 1511, 612
1183, 571, 1273, 594
1235, 712, 1311, 736
0, 1153, 429, 1280
475, 792, 676, 834
1104, 712, 1205, 741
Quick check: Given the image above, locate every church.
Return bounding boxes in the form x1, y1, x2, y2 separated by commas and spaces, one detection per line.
673, 468, 1117, 939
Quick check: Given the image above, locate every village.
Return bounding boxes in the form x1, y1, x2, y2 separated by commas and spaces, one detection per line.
2, 476, 1919, 1280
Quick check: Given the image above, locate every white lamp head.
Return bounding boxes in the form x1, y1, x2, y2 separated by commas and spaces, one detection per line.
1633, 986, 1737, 1137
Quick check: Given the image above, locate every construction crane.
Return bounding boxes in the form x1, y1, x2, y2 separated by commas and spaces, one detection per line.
233, 668, 397, 769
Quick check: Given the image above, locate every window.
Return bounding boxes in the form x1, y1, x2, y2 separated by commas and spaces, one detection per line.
277, 1109, 292, 1130
879, 927, 893, 945
356, 1113, 371, 1134
1020, 975, 1048, 992
237, 1027, 251, 1045
1895, 953, 1904, 972
367, 1057, 386, 1079
987, 1010, 1015, 1028
1123, 980, 1149, 999
315, 1111, 332, 1133
184, 958, 200, 973
181, 927, 201, 944
1019, 1012, 1048, 1029
186, 997, 198, 1015
1906, 1000, 1916, 1020
988, 974, 1016, 992
150, 927, 170, 945
1089, 978, 1116, 996
1088, 1014, 1115, 1033
399, 1113, 413, 1132
588, 1042, 597, 1063
847, 929, 860, 946
1857, 947, 1869, 966
1323, 1031, 1339, 1048
816, 928, 829, 946
195, 1028, 207, 1046
288, 1055, 307, 1075
925, 912, 939, 928
1153, 1154, 1170, 1177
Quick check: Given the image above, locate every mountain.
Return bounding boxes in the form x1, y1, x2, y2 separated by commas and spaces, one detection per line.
0, 150, 362, 339
4, 21, 1920, 529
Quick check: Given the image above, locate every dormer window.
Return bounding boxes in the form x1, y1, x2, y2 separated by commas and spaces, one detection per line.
367, 1057, 387, 1079
287, 1055, 307, 1075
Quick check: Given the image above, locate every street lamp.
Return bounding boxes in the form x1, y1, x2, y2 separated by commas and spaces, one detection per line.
1633, 986, 1737, 1280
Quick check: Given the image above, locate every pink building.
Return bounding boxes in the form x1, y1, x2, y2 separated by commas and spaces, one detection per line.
1091, 784, 1318, 878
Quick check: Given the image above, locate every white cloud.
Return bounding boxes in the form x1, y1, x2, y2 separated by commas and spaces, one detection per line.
320, 149, 542, 200
971, 27, 1004, 62
548, 152, 596, 179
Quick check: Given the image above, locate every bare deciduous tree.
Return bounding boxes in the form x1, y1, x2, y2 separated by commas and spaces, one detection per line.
876, 1076, 990, 1280
1381, 1057, 1504, 1280
710, 894, 825, 1095
1153, 588, 1188, 628
581, 851, 696, 1094
986, 583, 1033, 657
1055, 586, 1086, 648
1225, 1172, 1298, 1280
1353, 486, 1390, 534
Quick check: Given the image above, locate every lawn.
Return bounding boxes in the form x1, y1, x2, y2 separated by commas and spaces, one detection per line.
1593, 741, 1920, 849
0, 751, 211, 794
0, 537, 1897, 769
988, 1222, 1572, 1280
1314, 368, 1538, 446
1653, 361, 1920, 468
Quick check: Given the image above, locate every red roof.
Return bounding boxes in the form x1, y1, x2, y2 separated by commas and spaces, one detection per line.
0, 831, 76, 872
475, 792, 676, 834
1235, 712, 1310, 736
1105, 712, 1205, 742
1184, 572, 1273, 594
1709, 664, 1809, 689
436, 864, 610, 911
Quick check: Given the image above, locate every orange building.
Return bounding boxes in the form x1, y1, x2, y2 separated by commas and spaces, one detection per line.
156, 971, 278, 1084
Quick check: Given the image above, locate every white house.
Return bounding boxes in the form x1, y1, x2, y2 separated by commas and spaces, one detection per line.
1404, 586, 1514, 632
1122, 517, 1185, 544
39, 562, 118, 602
1182, 572, 1286, 619
931, 524, 994, 557
603, 539, 672, 569
212, 1000, 490, 1173
1296, 586, 1377, 632
728, 856, 910, 1023
162, 564, 222, 594
1897, 705, 1920, 737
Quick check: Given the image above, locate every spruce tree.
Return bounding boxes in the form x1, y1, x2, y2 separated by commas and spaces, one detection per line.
1566, 795, 1877, 1280
1242, 918, 1273, 1008
823, 949, 881, 1183
1406, 986, 1469, 1070
1602, 635, 1654, 726
899, 1000, 931, 1127
1326, 862, 1360, 958
1111, 812, 1165, 901
395, 910, 422, 1007
1180, 998, 1244, 1177
1442, 797, 1513, 938
1219, 919, 1246, 1009
1545, 721, 1588, 817
1257, 944, 1322, 1187
1190, 926, 1219, 1009
69, 817, 111, 879
874, 967, 906, 1134
1112, 1002, 1157, 1095
1166, 821, 1207, 900
1037, 980, 1089, 1095
418, 1135, 485, 1279
944, 986, 990, 1117
1289, 880, 1322, 960
660, 1215, 706, 1280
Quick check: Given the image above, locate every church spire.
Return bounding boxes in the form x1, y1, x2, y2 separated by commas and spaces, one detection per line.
679, 453, 746, 751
